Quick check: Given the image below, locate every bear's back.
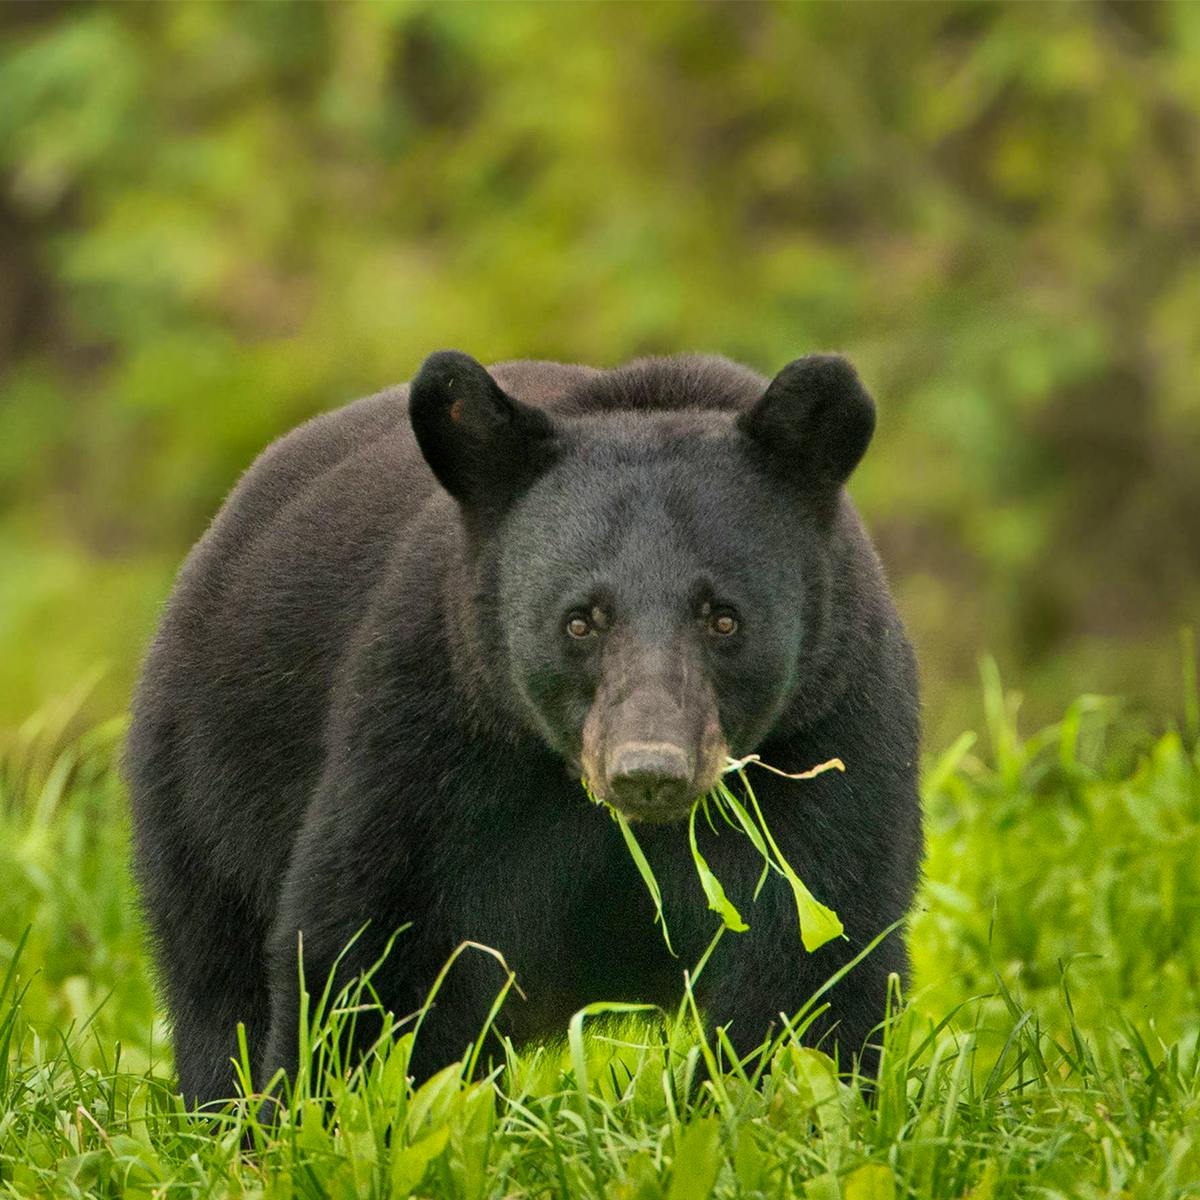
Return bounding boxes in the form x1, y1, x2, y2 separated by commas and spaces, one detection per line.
126, 385, 424, 908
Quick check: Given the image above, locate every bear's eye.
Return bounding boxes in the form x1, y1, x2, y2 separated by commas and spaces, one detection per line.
565, 605, 609, 639
565, 612, 593, 639
708, 608, 739, 637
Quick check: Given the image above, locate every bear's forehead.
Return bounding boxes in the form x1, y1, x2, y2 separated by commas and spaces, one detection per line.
562, 409, 737, 459
501, 467, 793, 620
507, 432, 785, 579
525, 408, 780, 520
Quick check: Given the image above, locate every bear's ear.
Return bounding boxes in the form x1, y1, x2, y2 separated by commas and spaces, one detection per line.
736, 354, 876, 491
409, 350, 558, 508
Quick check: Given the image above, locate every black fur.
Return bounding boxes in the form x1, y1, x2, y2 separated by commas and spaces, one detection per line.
125, 352, 922, 1107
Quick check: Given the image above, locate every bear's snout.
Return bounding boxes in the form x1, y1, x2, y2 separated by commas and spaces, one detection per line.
605, 741, 695, 822
580, 638, 728, 822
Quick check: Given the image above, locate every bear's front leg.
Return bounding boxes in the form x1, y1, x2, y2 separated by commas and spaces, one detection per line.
259, 913, 507, 1091
259, 875, 522, 1091
256, 788, 499, 1092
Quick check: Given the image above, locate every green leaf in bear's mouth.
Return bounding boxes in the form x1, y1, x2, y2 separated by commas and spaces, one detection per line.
582, 756, 846, 955
689, 801, 749, 934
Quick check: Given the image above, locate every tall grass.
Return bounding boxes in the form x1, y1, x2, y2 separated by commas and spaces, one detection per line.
1, 663, 1198, 1197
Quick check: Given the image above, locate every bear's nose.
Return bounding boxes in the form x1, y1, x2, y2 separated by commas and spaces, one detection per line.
606, 742, 695, 818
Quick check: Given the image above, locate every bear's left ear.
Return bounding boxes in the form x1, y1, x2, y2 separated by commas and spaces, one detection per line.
410, 350, 558, 509
736, 354, 876, 490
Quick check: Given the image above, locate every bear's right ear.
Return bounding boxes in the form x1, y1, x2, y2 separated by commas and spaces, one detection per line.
736, 354, 876, 492
409, 350, 558, 509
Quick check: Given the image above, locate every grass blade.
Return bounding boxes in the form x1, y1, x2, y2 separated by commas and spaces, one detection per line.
613, 808, 676, 957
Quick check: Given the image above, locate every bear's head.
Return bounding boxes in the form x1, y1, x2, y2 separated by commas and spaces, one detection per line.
410, 350, 875, 824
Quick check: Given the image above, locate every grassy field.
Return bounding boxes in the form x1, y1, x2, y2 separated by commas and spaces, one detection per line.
1, 665, 1198, 1198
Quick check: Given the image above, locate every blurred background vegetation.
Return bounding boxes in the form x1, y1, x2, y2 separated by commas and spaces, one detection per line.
1, 0, 1198, 746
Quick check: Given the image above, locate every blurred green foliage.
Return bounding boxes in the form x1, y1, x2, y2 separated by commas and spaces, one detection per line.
1, 1, 1199, 738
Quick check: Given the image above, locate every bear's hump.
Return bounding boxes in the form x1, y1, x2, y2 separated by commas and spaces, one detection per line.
491, 354, 767, 419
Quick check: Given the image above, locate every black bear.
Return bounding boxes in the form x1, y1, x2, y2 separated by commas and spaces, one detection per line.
126, 350, 922, 1107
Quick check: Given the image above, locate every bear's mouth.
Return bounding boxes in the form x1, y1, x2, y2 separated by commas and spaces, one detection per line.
607, 789, 702, 825
580, 741, 726, 826
582, 775, 704, 825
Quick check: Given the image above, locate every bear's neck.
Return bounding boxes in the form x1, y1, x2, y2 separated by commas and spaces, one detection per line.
441, 526, 551, 754
774, 496, 906, 741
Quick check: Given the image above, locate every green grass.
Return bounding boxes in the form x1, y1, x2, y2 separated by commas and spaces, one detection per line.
1, 666, 1198, 1198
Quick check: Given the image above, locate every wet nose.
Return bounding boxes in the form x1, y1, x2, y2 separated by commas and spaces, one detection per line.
606, 742, 695, 812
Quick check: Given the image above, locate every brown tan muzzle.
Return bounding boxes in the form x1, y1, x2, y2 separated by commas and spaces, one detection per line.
581, 639, 728, 823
